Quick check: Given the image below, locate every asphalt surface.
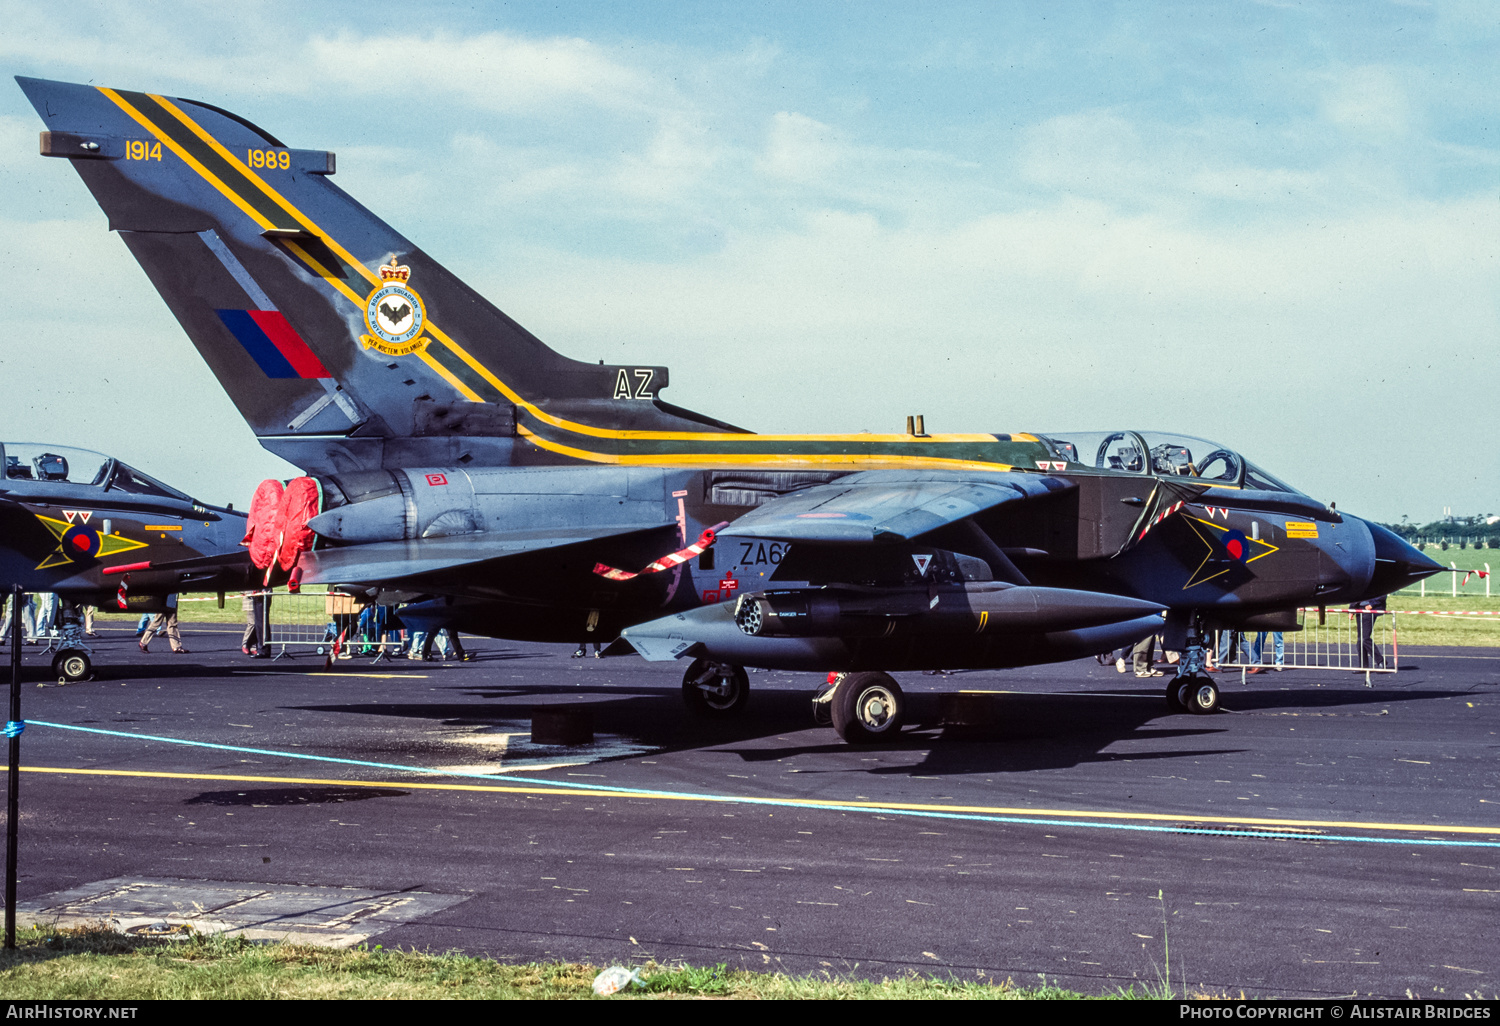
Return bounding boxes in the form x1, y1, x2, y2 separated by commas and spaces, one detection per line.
3, 623, 1499, 998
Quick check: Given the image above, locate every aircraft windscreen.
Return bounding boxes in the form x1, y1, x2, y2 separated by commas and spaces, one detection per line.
1, 443, 110, 486
1037, 431, 1305, 494
107, 462, 193, 502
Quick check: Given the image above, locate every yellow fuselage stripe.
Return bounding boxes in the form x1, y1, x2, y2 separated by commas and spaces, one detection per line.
24, 767, 1500, 838
515, 425, 1016, 471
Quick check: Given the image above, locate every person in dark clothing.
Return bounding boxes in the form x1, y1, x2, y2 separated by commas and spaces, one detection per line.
1352, 594, 1387, 668
420, 626, 470, 661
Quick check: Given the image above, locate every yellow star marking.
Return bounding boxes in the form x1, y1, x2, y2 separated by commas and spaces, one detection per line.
1180, 514, 1279, 590
34, 514, 148, 571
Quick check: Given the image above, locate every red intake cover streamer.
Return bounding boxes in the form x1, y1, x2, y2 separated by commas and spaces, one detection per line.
244, 479, 285, 571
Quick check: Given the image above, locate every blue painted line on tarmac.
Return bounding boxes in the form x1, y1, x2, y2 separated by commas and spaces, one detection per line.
25, 720, 1500, 849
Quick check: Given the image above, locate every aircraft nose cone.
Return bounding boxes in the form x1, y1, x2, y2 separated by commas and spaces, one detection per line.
1359, 518, 1445, 596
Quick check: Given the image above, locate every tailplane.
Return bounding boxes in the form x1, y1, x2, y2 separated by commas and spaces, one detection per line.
18, 77, 742, 474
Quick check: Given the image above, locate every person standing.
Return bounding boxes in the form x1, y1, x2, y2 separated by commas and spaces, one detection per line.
1353, 594, 1387, 669
0, 594, 21, 642
31, 592, 57, 644
1254, 631, 1285, 671
241, 590, 270, 657
420, 625, 469, 661
140, 593, 188, 654
1130, 634, 1162, 678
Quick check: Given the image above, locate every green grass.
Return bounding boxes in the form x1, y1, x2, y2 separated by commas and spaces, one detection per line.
0, 926, 1138, 1000
90, 587, 332, 627
1386, 594, 1500, 648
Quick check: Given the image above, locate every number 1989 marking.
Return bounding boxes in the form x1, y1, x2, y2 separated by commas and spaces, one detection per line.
248, 149, 290, 170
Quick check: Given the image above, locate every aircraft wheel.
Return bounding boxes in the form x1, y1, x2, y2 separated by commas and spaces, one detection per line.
681, 658, 749, 717
1181, 677, 1220, 715
52, 649, 92, 683
1165, 678, 1188, 713
831, 672, 905, 744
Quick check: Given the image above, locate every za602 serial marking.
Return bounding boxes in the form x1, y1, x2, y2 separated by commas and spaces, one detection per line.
248, 149, 290, 170
125, 139, 161, 161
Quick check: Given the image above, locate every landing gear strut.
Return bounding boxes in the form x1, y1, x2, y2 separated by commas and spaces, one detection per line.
681, 657, 749, 716
1167, 615, 1219, 714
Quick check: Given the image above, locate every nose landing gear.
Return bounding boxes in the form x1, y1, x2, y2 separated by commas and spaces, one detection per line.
1174, 676, 1219, 714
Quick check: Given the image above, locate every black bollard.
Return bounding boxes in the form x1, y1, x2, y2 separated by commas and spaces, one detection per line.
5, 585, 21, 949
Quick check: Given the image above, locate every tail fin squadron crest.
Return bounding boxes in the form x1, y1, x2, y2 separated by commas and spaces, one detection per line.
18, 76, 742, 475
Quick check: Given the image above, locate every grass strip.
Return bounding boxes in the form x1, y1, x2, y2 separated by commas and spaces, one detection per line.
0, 925, 1142, 1000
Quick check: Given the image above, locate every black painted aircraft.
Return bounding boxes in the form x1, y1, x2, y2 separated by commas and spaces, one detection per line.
17, 77, 1443, 740
0, 442, 249, 679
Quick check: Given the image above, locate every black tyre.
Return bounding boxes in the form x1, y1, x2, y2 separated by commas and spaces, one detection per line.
1165, 678, 1187, 713
831, 672, 905, 744
52, 649, 91, 683
1182, 677, 1220, 714
681, 658, 749, 716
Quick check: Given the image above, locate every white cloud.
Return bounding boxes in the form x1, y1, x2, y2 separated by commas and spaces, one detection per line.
1320, 65, 1414, 137
1018, 110, 1330, 211
485, 191, 1499, 518
304, 30, 661, 116
757, 111, 841, 182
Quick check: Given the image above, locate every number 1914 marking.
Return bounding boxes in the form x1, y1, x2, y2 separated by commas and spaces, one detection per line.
125, 140, 161, 161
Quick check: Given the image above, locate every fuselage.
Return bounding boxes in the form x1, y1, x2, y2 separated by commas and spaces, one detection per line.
304, 428, 1436, 648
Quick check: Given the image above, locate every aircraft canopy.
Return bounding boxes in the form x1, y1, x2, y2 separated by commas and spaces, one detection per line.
1036, 431, 1304, 494
1, 442, 193, 502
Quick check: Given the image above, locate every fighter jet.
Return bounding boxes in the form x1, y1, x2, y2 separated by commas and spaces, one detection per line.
16, 77, 1444, 740
0, 441, 249, 679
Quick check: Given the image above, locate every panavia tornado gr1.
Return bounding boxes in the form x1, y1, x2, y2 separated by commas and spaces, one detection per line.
17, 76, 1444, 741
0, 442, 249, 680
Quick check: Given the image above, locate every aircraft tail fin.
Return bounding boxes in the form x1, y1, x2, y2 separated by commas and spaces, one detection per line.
17, 76, 741, 474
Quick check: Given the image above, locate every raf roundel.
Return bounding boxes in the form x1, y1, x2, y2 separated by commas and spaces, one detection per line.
361, 257, 429, 357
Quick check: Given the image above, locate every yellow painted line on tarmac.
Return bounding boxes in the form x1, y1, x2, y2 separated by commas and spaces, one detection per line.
22, 767, 1500, 839
25, 767, 622, 798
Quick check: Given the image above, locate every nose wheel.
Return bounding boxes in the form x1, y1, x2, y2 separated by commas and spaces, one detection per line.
52, 649, 93, 683
1171, 676, 1219, 714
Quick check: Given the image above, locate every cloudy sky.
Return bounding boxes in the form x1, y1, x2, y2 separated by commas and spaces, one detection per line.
2, 1, 1496, 523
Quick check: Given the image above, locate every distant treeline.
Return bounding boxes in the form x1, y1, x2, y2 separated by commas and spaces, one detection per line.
1379, 520, 1498, 550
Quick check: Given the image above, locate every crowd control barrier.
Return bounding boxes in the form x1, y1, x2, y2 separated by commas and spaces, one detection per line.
1216, 608, 1397, 686
261, 590, 404, 662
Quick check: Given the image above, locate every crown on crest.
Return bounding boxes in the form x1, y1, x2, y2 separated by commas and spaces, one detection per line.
379, 257, 411, 283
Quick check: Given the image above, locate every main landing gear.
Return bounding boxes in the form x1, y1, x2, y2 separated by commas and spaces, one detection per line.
815, 672, 906, 744
681, 657, 749, 716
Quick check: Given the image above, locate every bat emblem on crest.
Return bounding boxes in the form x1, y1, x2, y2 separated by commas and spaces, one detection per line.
378, 300, 412, 328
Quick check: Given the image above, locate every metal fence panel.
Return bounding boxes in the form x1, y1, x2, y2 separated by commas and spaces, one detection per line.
1217, 608, 1396, 684
262, 589, 404, 661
